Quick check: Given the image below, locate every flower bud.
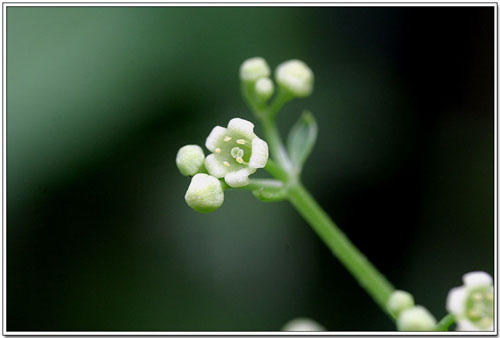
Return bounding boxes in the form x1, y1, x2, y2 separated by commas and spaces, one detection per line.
254, 78, 274, 101
397, 306, 437, 331
281, 318, 325, 331
184, 174, 224, 213
275, 59, 314, 98
176, 145, 205, 176
387, 290, 415, 317
240, 57, 270, 82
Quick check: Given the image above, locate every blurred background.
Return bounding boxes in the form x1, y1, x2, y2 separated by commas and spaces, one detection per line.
7, 6, 494, 331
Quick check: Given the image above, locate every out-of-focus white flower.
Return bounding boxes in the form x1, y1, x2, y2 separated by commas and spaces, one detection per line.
204, 118, 268, 188
281, 318, 325, 331
397, 306, 437, 331
255, 77, 274, 101
184, 173, 224, 213
240, 57, 270, 82
387, 290, 415, 317
446, 271, 494, 331
176, 145, 205, 176
275, 59, 314, 98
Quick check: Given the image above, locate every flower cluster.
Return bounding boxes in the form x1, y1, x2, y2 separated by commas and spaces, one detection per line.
176, 117, 268, 213
387, 290, 437, 331
447, 271, 494, 331
240, 56, 314, 103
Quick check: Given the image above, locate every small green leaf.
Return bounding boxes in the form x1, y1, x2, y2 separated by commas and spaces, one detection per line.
287, 110, 318, 171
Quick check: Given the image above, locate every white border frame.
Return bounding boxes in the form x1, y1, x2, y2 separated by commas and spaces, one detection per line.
1, 1, 497, 335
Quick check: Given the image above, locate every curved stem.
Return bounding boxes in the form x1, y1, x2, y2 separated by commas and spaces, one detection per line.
239, 178, 283, 191
435, 314, 455, 331
287, 182, 396, 320
260, 116, 293, 172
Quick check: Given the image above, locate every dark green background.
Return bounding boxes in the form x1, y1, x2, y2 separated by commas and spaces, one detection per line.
7, 6, 494, 331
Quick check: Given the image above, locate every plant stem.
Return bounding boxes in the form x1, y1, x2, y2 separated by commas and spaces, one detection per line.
287, 182, 396, 319
260, 116, 293, 172
434, 314, 455, 331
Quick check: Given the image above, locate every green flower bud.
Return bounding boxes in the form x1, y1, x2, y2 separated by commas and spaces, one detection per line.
176, 145, 205, 176
184, 173, 224, 213
275, 59, 314, 98
387, 290, 415, 317
254, 78, 274, 101
397, 306, 437, 331
240, 57, 270, 82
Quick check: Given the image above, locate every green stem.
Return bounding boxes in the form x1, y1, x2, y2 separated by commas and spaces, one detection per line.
260, 116, 293, 172
287, 182, 396, 319
264, 159, 289, 182
434, 314, 455, 331
240, 179, 283, 191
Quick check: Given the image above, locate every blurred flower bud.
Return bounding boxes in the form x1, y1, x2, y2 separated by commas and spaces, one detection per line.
281, 318, 325, 331
387, 290, 415, 317
184, 173, 224, 213
397, 306, 437, 331
446, 271, 494, 331
254, 78, 274, 101
176, 145, 205, 176
275, 59, 314, 98
240, 57, 270, 82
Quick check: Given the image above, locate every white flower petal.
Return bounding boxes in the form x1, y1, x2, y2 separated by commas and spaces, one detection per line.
446, 287, 467, 316
249, 137, 269, 168
205, 126, 227, 152
224, 168, 255, 188
463, 271, 493, 288
227, 118, 255, 140
282, 318, 325, 331
204, 154, 229, 178
457, 319, 479, 331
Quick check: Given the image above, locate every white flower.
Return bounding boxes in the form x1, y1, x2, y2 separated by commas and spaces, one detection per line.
281, 318, 325, 331
397, 306, 437, 331
387, 290, 415, 317
275, 59, 314, 98
184, 173, 224, 213
239, 57, 270, 82
446, 271, 494, 331
204, 118, 268, 188
255, 77, 274, 100
176, 145, 205, 176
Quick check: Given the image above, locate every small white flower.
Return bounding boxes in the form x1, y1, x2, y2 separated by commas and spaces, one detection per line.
275, 59, 314, 98
281, 318, 325, 331
387, 290, 415, 317
446, 271, 494, 331
240, 57, 270, 82
176, 144, 205, 176
204, 118, 268, 188
254, 77, 274, 100
184, 173, 224, 213
397, 306, 437, 331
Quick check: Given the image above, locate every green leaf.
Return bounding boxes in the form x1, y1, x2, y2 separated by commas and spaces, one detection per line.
287, 110, 318, 171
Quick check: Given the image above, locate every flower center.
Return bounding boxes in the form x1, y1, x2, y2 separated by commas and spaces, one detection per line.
214, 133, 252, 167
465, 287, 494, 329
